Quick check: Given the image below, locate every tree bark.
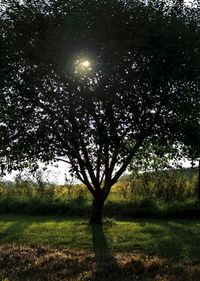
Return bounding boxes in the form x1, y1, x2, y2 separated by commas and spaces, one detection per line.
89, 197, 105, 224
198, 159, 200, 202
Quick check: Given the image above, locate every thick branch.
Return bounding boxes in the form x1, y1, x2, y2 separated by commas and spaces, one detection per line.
96, 144, 103, 184
110, 138, 143, 186
66, 97, 100, 190
37, 99, 95, 195
110, 102, 164, 186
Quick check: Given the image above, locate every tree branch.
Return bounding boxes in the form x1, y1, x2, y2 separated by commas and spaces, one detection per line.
55, 158, 71, 164
110, 138, 144, 186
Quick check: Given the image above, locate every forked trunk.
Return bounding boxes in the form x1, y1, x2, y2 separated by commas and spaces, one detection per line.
89, 197, 105, 224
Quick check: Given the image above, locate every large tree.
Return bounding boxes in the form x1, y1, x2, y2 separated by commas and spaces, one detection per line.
1, 0, 200, 223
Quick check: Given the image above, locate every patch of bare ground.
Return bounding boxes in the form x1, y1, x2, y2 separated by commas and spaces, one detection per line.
0, 244, 199, 281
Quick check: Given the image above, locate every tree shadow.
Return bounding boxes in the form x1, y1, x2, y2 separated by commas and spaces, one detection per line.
0, 219, 29, 243
90, 223, 119, 280
135, 220, 200, 262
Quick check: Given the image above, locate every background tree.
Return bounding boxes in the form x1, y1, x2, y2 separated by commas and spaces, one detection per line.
1, 0, 200, 223
177, 119, 200, 202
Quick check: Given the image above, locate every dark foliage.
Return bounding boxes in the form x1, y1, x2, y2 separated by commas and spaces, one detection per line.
1, 0, 200, 222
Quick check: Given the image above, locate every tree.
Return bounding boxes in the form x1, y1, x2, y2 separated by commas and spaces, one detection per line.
1, 0, 200, 223
177, 119, 200, 202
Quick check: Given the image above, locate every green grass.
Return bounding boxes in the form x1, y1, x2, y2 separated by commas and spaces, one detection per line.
0, 214, 200, 262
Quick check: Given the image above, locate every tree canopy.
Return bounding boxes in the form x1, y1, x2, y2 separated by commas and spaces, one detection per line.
1, 0, 200, 222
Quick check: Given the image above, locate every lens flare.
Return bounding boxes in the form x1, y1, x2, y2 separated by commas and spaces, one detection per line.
75, 58, 92, 74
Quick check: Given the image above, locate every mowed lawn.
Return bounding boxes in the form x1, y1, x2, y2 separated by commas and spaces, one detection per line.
0, 214, 199, 262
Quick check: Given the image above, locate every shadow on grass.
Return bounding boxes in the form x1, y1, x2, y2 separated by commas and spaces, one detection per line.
0, 220, 29, 243
0, 216, 199, 280
90, 223, 120, 280
136, 220, 200, 261
0, 215, 199, 263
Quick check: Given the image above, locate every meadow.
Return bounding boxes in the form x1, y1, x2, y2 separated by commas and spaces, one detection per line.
0, 168, 200, 280
0, 214, 200, 280
0, 214, 199, 261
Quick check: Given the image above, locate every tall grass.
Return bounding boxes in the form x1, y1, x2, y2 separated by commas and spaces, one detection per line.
114, 169, 198, 202
0, 168, 199, 218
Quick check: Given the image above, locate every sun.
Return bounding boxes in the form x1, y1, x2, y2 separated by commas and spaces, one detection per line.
75, 58, 92, 74
81, 60, 90, 67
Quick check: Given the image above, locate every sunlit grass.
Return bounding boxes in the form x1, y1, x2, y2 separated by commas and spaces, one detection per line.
0, 214, 200, 262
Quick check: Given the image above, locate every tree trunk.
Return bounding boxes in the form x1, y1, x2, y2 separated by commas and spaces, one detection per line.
198, 160, 200, 202
89, 197, 105, 224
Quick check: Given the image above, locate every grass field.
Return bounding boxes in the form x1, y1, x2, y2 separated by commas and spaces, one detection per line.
0, 214, 200, 280
0, 214, 200, 262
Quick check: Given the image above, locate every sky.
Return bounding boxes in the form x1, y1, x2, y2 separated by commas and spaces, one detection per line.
3, 162, 68, 184
3, 158, 193, 185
